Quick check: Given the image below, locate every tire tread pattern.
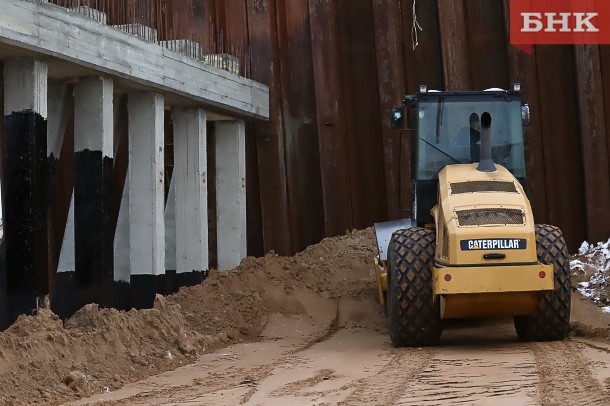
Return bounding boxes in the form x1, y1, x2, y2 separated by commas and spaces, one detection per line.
387, 227, 441, 347
514, 224, 571, 341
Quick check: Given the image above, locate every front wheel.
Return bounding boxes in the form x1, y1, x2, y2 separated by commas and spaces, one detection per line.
514, 224, 571, 341
387, 227, 441, 347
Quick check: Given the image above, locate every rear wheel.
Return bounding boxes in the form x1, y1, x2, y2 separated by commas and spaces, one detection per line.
387, 227, 441, 347
514, 224, 571, 341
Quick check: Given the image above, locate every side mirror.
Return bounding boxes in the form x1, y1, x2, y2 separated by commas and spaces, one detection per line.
391, 107, 404, 129
521, 104, 531, 127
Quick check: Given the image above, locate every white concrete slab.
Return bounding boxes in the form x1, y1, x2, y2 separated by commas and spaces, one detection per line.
0, 0, 269, 119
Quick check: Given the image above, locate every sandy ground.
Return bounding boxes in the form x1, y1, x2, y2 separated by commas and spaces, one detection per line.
1, 229, 610, 405
67, 293, 610, 406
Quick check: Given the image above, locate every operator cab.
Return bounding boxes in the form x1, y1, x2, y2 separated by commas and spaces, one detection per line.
392, 84, 531, 226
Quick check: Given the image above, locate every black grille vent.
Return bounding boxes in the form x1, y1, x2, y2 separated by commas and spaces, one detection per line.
457, 208, 524, 226
451, 181, 517, 194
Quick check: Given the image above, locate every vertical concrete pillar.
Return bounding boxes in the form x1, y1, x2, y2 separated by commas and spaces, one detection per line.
162, 176, 176, 294
47, 82, 69, 162
47, 81, 76, 319
73, 76, 114, 309
111, 94, 130, 309
128, 93, 165, 309
2, 59, 48, 326
56, 197, 75, 277
113, 173, 130, 310
215, 120, 246, 271
173, 107, 208, 287
52, 194, 76, 318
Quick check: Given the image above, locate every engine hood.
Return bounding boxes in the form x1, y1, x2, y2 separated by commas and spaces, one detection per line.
432, 164, 537, 266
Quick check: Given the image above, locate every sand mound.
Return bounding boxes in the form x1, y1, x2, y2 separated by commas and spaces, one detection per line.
3, 227, 607, 405
0, 228, 379, 405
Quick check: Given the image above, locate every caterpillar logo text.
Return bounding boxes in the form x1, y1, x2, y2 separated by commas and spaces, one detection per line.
460, 238, 527, 251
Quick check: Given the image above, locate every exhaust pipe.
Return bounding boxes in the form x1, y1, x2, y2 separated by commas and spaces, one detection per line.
477, 112, 496, 172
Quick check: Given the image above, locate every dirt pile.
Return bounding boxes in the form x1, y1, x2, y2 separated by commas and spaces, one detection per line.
0, 228, 378, 405
3, 227, 608, 405
571, 238, 610, 306
0, 301, 201, 405
568, 237, 610, 341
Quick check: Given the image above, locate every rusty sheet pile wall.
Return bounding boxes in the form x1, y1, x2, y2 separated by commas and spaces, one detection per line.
248, 0, 610, 254
47, 0, 610, 253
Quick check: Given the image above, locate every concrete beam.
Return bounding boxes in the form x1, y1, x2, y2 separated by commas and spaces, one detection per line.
2, 58, 48, 326
215, 120, 246, 271
0, 0, 269, 119
73, 76, 114, 309
173, 107, 208, 286
128, 92, 165, 309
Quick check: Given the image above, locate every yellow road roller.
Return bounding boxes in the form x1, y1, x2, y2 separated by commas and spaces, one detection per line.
374, 85, 570, 346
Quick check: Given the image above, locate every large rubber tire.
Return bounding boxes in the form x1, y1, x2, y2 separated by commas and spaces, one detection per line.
387, 227, 442, 347
514, 224, 571, 341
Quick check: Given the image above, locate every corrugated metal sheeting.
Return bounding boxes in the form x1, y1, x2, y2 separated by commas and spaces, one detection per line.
47, 0, 610, 253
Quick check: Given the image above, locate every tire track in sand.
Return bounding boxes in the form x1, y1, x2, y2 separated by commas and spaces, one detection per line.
533, 340, 610, 405
239, 301, 342, 404
337, 347, 436, 406
394, 343, 539, 405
